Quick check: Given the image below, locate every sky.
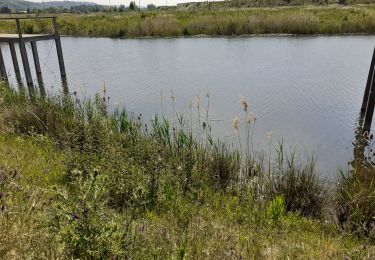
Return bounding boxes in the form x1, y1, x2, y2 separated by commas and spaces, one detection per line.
26, 0, 192, 7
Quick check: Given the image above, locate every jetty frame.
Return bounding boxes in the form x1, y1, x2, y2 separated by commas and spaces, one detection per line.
0, 16, 66, 94
360, 46, 375, 133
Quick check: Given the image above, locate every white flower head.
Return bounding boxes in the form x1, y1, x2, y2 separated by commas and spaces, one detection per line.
232, 116, 240, 135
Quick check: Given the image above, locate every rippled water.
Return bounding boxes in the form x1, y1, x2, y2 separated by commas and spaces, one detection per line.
2, 36, 375, 178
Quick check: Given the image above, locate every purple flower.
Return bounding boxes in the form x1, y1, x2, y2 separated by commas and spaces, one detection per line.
71, 213, 79, 221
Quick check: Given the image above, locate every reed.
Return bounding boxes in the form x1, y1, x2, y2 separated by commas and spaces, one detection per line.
0, 84, 374, 257
2, 6, 375, 38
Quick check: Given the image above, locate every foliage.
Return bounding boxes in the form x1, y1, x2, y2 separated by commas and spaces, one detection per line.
337, 131, 375, 239
0, 84, 375, 257
266, 195, 286, 223
267, 143, 327, 218
2, 6, 375, 38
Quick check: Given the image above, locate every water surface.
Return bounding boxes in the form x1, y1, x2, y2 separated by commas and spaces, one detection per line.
2, 36, 374, 178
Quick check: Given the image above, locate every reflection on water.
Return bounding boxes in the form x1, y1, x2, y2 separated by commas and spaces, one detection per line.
2, 36, 375, 178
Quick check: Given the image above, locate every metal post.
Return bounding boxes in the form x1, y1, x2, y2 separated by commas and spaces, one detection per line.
31, 41, 45, 96
0, 47, 8, 83
361, 47, 375, 119
9, 42, 22, 83
16, 18, 34, 96
53, 17, 66, 79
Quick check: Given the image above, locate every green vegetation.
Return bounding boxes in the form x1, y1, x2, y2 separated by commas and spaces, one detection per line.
1, 5, 375, 37
1, 83, 375, 258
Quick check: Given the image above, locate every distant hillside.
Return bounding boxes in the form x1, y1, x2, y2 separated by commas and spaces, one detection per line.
0, 0, 98, 11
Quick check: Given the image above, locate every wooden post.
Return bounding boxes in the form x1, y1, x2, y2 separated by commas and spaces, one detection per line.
53, 17, 66, 79
31, 41, 42, 76
361, 47, 375, 118
9, 42, 22, 83
16, 18, 34, 96
31, 41, 45, 96
363, 78, 375, 133
0, 47, 8, 83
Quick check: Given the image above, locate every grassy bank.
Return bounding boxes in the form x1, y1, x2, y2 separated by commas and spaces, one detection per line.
2, 5, 375, 37
1, 84, 375, 258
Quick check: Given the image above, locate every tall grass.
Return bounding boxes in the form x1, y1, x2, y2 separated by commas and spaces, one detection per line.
2, 6, 375, 38
1, 84, 374, 257
337, 130, 375, 238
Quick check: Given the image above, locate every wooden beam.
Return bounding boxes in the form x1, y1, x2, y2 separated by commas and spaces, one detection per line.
363, 67, 375, 133
31, 41, 42, 76
361, 47, 375, 118
53, 17, 66, 79
16, 18, 35, 96
9, 42, 22, 83
31, 41, 45, 97
0, 47, 8, 83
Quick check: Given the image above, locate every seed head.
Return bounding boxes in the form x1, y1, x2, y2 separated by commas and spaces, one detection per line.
232, 117, 240, 135
247, 112, 256, 124
170, 90, 175, 101
240, 96, 248, 112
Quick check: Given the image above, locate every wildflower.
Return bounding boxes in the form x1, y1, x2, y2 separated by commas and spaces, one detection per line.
0, 192, 3, 199
247, 112, 256, 124
232, 117, 240, 135
240, 96, 248, 112
71, 213, 79, 221
266, 130, 273, 141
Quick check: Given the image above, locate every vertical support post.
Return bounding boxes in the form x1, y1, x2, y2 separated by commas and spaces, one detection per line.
363, 77, 375, 133
361, 47, 375, 119
31, 41, 42, 76
16, 18, 34, 96
53, 17, 66, 79
9, 42, 22, 83
0, 47, 8, 83
31, 41, 45, 97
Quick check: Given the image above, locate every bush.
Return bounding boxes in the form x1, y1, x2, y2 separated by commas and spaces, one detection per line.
46, 169, 134, 258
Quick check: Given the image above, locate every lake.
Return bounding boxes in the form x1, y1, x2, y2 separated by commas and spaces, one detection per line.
2, 36, 374, 178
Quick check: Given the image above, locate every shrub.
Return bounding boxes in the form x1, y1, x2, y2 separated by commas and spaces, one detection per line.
45, 169, 135, 258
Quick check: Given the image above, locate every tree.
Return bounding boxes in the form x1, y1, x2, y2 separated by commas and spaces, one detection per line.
0, 6, 11, 14
119, 4, 126, 12
147, 3, 156, 10
129, 1, 137, 10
